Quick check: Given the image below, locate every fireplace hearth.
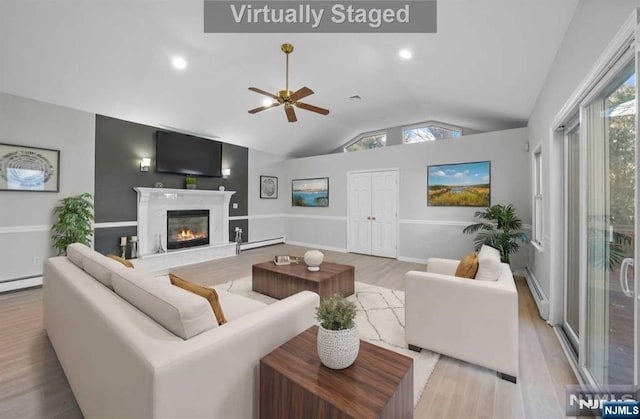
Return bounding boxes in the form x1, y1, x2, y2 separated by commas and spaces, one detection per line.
167, 210, 210, 250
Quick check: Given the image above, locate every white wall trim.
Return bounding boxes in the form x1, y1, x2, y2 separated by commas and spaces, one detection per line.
398, 256, 428, 264
93, 221, 138, 229
287, 214, 348, 221
229, 216, 249, 221
285, 240, 348, 253
246, 213, 286, 220
0, 225, 50, 234
399, 219, 532, 230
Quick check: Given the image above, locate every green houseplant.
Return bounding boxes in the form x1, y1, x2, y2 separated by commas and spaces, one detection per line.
463, 204, 528, 264
51, 193, 94, 255
185, 175, 197, 189
315, 294, 359, 369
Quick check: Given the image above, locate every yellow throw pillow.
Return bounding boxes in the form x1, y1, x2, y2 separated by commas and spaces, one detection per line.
455, 253, 479, 279
106, 254, 134, 269
169, 274, 227, 325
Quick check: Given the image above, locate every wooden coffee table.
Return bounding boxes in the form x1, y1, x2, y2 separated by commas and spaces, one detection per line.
252, 260, 355, 300
260, 326, 414, 419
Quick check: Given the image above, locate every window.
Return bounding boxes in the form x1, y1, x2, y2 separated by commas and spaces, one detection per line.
344, 133, 386, 152
532, 146, 543, 249
403, 123, 462, 144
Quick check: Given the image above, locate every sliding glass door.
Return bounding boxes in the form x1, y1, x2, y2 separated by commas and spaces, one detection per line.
583, 61, 636, 386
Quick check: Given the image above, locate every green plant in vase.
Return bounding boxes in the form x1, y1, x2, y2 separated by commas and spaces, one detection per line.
315, 294, 359, 369
463, 204, 529, 264
185, 175, 197, 189
51, 192, 94, 255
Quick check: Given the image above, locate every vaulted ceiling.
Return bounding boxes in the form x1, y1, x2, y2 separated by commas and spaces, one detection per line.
0, 0, 578, 157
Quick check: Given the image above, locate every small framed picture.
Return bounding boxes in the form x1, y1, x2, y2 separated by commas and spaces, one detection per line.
0, 143, 60, 192
260, 175, 278, 199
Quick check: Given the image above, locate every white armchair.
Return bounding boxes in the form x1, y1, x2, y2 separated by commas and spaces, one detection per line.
405, 257, 519, 382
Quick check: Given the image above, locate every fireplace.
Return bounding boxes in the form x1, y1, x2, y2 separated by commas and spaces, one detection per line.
166, 210, 210, 250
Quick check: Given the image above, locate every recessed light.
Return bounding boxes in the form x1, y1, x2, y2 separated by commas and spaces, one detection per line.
262, 98, 274, 107
398, 49, 412, 60
172, 56, 187, 70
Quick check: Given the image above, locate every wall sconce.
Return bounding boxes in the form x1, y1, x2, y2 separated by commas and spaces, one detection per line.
221, 168, 231, 179
140, 158, 151, 172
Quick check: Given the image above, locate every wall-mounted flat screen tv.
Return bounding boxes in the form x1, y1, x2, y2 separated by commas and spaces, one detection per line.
156, 131, 222, 177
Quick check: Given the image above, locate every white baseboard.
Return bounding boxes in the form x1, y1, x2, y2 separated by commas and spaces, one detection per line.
0, 276, 43, 293
397, 256, 428, 264
240, 237, 285, 251
285, 241, 348, 253
523, 266, 550, 320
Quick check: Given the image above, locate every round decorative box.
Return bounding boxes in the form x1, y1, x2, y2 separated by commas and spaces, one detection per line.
317, 325, 360, 369
304, 249, 324, 271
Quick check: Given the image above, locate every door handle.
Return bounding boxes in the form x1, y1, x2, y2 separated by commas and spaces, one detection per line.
366, 216, 371, 220
371, 216, 376, 221
620, 258, 634, 298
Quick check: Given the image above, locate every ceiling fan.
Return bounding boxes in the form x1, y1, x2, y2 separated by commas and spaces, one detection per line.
248, 43, 330, 123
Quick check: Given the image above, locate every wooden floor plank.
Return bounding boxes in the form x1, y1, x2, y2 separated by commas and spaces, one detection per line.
0, 244, 577, 418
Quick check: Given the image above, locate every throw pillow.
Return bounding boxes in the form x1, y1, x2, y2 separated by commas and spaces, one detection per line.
454, 252, 479, 279
169, 274, 227, 325
106, 254, 134, 268
474, 245, 503, 281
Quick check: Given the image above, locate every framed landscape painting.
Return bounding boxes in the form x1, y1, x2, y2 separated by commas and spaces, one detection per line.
0, 143, 60, 192
260, 175, 278, 199
428, 161, 490, 207
292, 177, 329, 207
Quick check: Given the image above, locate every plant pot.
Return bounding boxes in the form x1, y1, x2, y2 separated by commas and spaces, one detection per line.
317, 325, 360, 369
185, 184, 196, 190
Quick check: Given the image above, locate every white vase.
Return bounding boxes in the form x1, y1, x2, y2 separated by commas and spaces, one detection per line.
317, 325, 360, 369
304, 249, 324, 271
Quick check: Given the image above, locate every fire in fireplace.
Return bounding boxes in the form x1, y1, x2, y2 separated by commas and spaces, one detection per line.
166, 209, 210, 250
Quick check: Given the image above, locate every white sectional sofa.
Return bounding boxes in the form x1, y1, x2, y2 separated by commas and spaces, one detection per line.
43, 244, 319, 419
405, 256, 519, 382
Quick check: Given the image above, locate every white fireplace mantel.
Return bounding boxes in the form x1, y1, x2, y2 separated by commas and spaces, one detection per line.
134, 187, 236, 256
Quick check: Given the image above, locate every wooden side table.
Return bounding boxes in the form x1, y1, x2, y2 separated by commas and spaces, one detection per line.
260, 326, 413, 419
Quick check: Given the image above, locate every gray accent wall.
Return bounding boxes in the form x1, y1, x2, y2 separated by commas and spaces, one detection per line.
94, 115, 248, 255
0, 93, 95, 282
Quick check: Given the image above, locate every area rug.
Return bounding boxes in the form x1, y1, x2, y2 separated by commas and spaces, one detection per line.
214, 277, 439, 406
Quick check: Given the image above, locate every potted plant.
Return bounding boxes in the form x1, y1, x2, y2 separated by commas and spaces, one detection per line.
51, 193, 94, 255
185, 175, 197, 189
315, 294, 359, 369
463, 204, 529, 264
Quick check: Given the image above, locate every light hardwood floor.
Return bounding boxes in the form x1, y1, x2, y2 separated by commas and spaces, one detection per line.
0, 244, 577, 418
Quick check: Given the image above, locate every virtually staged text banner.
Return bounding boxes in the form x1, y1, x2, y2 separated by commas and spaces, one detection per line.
204, 1, 437, 33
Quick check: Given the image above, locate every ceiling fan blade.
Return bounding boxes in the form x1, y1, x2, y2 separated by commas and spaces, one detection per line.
248, 103, 281, 114
290, 86, 314, 101
296, 102, 330, 116
248, 87, 279, 101
285, 105, 297, 122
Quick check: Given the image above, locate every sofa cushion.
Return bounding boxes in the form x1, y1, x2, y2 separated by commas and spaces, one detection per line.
66, 243, 94, 268
169, 274, 227, 325
111, 270, 217, 339
82, 252, 125, 289
475, 245, 502, 281
217, 290, 267, 322
106, 254, 134, 268
454, 253, 479, 279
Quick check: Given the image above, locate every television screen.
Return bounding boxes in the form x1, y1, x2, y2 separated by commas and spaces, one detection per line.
156, 131, 222, 177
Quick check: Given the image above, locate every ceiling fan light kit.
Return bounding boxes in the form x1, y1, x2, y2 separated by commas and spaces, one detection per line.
248, 43, 330, 123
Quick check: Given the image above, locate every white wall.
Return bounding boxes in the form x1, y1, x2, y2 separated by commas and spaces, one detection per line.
283, 128, 532, 270
527, 0, 640, 318
0, 93, 95, 282
247, 149, 288, 242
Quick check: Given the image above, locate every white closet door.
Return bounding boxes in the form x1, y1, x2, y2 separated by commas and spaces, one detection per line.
371, 171, 398, 258
348, 172, 372, 254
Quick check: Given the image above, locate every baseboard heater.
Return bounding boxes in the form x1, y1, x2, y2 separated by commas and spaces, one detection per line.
240, 237, 285, 251
0, 275, 43, 293
524, 267, 550, 320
